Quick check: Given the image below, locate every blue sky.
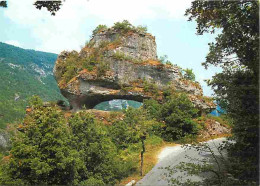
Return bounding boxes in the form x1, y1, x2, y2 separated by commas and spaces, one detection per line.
0, 0, 222, 96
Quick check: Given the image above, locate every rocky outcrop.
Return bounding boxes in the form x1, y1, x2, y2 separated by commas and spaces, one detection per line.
197, 118, 231, 139
54, 26, 215, 112
0, 130, 10, 150
91, 29, 157, 61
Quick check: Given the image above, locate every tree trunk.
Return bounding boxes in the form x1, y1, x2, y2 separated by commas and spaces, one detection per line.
140, 139, 145, 176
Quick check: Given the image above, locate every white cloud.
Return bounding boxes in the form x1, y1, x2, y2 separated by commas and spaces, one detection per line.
80, 0, 191, 23
5, 40, 22, 48
3, 0, 192, 53
2, 0, 221, 97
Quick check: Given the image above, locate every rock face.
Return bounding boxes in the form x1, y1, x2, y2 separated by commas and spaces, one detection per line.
198, 118, 231, 139
0, 130, 10, 150
54, 26, 215, 112
91, 30, 157, 61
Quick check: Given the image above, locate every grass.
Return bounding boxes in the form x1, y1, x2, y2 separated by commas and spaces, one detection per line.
207, 114, 233, 128
112, 51, 140, 64
119, 121, 231, 185
119, 135, 177, 185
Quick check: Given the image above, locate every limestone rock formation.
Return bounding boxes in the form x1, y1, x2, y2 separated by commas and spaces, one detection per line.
54, 24, 215, 112
0, 130, 10, 150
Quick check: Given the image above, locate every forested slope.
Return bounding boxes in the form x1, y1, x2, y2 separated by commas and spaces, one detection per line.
0, 42, 65, 128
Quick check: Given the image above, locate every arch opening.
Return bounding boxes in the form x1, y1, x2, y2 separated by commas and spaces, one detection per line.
94, 99, 142, 111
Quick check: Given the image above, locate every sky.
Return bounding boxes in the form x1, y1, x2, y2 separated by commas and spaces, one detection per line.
0, 0, 222, 96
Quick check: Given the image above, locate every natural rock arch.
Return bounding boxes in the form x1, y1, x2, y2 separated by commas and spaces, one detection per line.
54, 24, 215, 112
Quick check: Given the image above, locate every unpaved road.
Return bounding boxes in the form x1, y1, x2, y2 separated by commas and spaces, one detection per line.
136, 138, 226, 186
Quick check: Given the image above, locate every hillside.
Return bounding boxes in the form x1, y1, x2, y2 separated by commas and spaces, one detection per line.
0, 42, 66, 128
0, 42, 144, 128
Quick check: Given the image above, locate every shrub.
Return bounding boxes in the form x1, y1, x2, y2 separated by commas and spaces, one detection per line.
166, 61, 172, 66
158, 55, 171, 64
143, 79, 159, 96
183, 68, 196, 81
28, 95, 43, 108
59, 51, 80, 83
92, 24, 108, 35
80, 177, 105, 186
160, 94, 199, 140
112, 20, 147, 34
113, 20, 133, 32
96, 61, 109, 77
136, 25, 148, 33
112, 51, 141, 63
57, 47, 111, 84
112, 51, 128, 61
98, 40, 110, 48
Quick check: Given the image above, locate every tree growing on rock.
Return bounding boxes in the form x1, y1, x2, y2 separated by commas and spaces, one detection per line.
183, 68, 196, 82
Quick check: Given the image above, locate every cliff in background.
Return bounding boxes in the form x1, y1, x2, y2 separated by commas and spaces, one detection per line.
0, 42, 65, 128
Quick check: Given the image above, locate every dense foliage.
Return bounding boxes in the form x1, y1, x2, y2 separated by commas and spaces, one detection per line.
1, 102, 79, 185
1, 1, 64, 15
0, 42, 65, 129
0, 97, 134, 185
0, 1, 7, 8
55, 48, 109, 86
34, 1, 63, 15
186, 0, 259, 184
0, 90, 214, 185
144, 93, 199, 141
112, 20, 147, 34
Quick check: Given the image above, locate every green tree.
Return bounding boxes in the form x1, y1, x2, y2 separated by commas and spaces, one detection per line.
0, 98, 134, 185
34, 1, 64, 15
0, 102, 82, 185
0, 1, 64, 15
121, 108, 150, 176
159, 93, 199, 140
0, 1, 7, 8
144, 93, 199, 141
68, 111, 132, 185
109, 107, 160, 176
186, 0, 259, 183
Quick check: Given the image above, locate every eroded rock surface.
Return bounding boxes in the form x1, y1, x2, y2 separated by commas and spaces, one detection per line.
54, 27, 215, 112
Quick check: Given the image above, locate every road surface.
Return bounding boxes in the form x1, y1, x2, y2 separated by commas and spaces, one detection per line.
136, 138, 227, 186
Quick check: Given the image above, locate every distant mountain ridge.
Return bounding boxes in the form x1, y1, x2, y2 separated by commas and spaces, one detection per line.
0, 42, 65, 128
